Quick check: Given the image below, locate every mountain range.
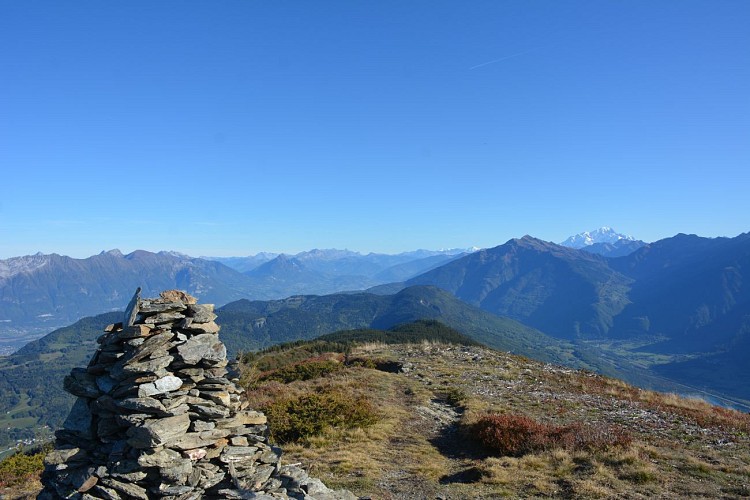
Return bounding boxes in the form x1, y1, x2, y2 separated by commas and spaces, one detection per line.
208, 248, 471, 277
398, 232, 750, 404
2, 231, 636, 349
0, 248, 468, 352
3, 229, 750, 450
3, 228, 749, 407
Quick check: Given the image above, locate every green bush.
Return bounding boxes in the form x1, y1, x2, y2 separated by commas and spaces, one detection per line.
0, 449, 44, 487
444, 386, 466, 407
263, 389, 378, 443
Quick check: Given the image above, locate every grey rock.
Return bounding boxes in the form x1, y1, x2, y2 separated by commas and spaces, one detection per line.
190, 403, 230, 419
91, 484, 121, 500
138, 448, 182, 468
110, 470, 148, 482
204, 367, 229, 378
160, 289, 198, 304
43, 447, 86, 466
96, 417, 121, 439
196, 464, 225, 489
123, 287, 141, 328
160, 457, 193, 483
69, 467, 98, 493
64, 368, 102, 399
138, 300, 185, 314
92, 395, 120, 414
155, 484, 194, 496
203, 390, 231, 406
117, 397, 168, 415
199, 376, 232, 386
100, 477, 149, 500
155, 375, 183, 392
114, 412, 151, 427
126, 413, 190, 448
168, 433, 218, 451
138, 375, 183, 397
117, 324, 154, 340
231, 436, 249, 446
163, 403, 190, 416
237, 464, 275, 488
110, 354, 172, 380
120, 331, 174, 365
257, 447, 281, 465
216, 411, 267, 428
95, 375, 118, 394
220, 446, 259, 463
187, 304, 217, 323
191, 420, 215, 432
177, 334, 226, 365
62, 399, 93, 439
279, 465, 309, 488
178, 368, 205, 380
161, 395, 189, 410
136, 382, 160, 397
124, 337, 146, 347
182, 320, 220, 334
110, 458, 141, 475
144, 311, 186, 324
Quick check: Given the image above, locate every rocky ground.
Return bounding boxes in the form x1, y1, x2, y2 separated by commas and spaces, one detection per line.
259, 342, 750, 499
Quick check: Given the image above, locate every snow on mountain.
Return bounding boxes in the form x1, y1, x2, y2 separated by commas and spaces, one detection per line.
0, 252, 51, 280
560, 227, 637, 249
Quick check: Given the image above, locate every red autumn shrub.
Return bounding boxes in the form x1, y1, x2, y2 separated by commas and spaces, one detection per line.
471, 413, 631, 456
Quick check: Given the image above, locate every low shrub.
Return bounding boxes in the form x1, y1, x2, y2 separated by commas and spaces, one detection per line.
0, 449, 44, 488
347, 357, 377, 369
260, 359, 344, 384
444, 387, 467, 407
262, 389, 378, 443
470, 413, 631, 456
472, 414, 551, 456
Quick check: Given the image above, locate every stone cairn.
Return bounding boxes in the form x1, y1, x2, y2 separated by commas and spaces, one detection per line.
40, 289, 355, 500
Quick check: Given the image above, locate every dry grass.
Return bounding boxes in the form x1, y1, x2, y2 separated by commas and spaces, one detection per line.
577, 372, 750, 434
246, 342, 750, 498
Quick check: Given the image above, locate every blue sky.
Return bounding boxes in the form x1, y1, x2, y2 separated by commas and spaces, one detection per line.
1, 1, 748, 258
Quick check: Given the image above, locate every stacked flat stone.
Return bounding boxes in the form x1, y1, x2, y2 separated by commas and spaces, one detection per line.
40, 289, 355, 500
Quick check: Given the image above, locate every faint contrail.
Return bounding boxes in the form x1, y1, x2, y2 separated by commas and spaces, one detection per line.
469, 48, 539, 70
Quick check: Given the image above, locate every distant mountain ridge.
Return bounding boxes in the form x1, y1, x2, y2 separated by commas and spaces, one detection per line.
0, 247, 476, 352
0, 250, 258, 340
209, 248, 471, 276
400, 231, 750, 403
407, 236, 633, 339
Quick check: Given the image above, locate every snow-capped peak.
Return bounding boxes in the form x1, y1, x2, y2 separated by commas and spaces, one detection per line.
560, 227, 636, 249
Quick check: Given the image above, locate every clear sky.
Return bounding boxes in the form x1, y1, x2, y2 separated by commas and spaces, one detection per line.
1, 1, 748, 258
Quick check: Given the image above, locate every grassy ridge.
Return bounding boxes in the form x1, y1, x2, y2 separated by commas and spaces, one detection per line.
239, 340, 750, 499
